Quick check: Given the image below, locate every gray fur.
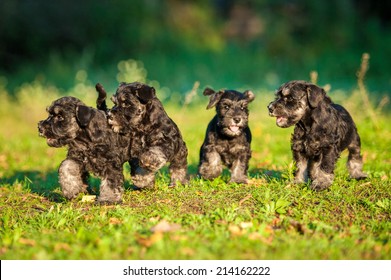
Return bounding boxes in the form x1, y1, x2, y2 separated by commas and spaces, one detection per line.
268, 80, 367, 191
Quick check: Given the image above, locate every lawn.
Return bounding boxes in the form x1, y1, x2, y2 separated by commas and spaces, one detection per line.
0, 74, 390, 260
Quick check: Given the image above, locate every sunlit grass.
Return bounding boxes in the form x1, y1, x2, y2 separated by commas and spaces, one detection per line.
0, 70, 390, 260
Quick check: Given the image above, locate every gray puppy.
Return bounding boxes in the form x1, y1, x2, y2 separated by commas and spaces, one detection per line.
268, 80, 367, 190
38, 90, 129, 204
107, 82, 188, 189
198, 87, 255, 184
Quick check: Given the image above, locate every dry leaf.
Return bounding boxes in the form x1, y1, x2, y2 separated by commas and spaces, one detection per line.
136, 232, 163, 247
82, 195, 96, 202
109, 217, 122, 225
228, 225, 243, 236
150, 220, 181, 233
54, 243, 72, 252
239, 194, 252, 206
240, 221, 253, 229
19, 238, 36, 246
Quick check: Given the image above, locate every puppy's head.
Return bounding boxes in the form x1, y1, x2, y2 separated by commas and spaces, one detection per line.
267, 80, 329, 128
204, 87, 255, 137
108, 82, 156, 134
38, 97, 98, 147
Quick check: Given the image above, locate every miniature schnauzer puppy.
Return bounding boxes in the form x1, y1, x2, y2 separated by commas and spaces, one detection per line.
38, 89, 130, 204
198, 87, 255, 184
107, 82, 188, 189
268, 80, 367, 191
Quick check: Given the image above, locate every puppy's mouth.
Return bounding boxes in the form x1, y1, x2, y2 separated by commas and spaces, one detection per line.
229, 125, 240, 133
275, 116, 288, 127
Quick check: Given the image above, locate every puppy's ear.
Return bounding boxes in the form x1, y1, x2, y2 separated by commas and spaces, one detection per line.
135, 85, 156, 104
204, 88, 224, 109
306, 84, 326, 108
76, 105, 95, 127
244, 90, 255, 102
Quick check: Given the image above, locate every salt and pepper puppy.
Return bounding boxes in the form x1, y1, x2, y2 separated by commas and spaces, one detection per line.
198, 87, 255, 184
107, 82, 188, 189
268, 80, 367, 191
38, 91, 130, 204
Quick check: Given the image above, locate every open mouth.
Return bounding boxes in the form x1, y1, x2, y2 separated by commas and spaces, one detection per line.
229, 125, 240, 133
276, 116, 288, 125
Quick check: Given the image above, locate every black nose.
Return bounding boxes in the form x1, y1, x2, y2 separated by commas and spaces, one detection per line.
233, 117, 241, 124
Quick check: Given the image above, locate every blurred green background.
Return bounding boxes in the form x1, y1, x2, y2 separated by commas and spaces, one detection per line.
1, 0, 390, 96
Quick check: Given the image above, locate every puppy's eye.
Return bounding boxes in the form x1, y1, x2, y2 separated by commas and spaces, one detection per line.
224, 105, 230, 110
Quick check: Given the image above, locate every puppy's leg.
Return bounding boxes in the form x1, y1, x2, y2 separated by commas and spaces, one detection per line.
309, 149, 336, 191
229, 158, 249, 184
347, 134, 367, 180
132, 147, 167, 189
293, 151, 309, 184
97, 170, 124, 204
198, 150, 223, 180
59, 159, 87, 199
168, 144, 188, 186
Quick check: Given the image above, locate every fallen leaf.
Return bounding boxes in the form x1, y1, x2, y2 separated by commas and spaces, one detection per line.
150, 220, 181, 233
109, 217, 122, 225
136, 232, 163, 247
82, 195, 96, 202
19, 238, 36, 246
54, 243, 72, 252
240, 221, 253, 229
228, 224, 243, 236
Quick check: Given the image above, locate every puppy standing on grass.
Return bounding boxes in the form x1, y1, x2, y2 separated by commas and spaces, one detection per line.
106, 82, 188, 189
268, 80, 367, 191
198, 87, 255, 184
38, 87, 130, 204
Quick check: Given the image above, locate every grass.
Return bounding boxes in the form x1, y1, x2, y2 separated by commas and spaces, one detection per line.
0, 72, 390, 260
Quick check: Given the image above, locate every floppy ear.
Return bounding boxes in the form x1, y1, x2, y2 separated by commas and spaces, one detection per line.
135, 85, 156, 104
306, 84, 326, 108
204, 88, 224, 109
243, 90, 255, 102
76, 105, 95, 127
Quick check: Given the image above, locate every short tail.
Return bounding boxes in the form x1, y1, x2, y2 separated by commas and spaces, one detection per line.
95, 83, 108, 112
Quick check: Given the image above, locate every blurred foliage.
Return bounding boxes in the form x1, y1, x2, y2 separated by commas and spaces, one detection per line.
0, 0, 390, 94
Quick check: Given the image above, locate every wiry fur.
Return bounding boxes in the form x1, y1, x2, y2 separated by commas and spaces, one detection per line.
107, 82, 188, 189
38, 93, 130, 204
268, 80, 367, 191
198, 87, 255, 184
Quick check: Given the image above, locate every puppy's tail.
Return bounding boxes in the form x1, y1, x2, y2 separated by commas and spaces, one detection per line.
95, 83, 108, 112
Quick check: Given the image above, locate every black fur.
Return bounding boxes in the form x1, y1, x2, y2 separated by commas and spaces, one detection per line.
38, 96, 130, 204
198, 87, 255, 184
268, 80, 367, 190
107, 82, 188, 189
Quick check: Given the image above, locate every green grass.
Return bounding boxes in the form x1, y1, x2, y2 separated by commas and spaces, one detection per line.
0, 78, 390, 260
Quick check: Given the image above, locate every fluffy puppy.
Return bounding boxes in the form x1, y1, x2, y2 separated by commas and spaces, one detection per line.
107, 82, 188, 189
38, 92, 129, 204
268, 80, 367, 190
198, 87, 255, 184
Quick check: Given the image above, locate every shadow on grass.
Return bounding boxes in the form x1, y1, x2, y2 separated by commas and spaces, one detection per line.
0, 164, 285, 202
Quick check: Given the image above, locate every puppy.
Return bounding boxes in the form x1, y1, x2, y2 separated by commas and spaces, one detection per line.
107, 82, 188, 189
198, 87, 255, 184
268, 80, 367, 190
38, 91, 130, 204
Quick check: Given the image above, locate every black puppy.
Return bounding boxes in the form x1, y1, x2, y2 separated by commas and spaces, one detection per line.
198, 87, 255, 184
107, 82, 188, 189
38, 89, 129, 204
268, 80, 367, 190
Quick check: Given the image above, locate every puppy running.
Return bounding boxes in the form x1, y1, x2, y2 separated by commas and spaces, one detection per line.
198, 87, 255, 184
38, 89, 129, 204
106, 82, 188, 189
268, 80, 367, 190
